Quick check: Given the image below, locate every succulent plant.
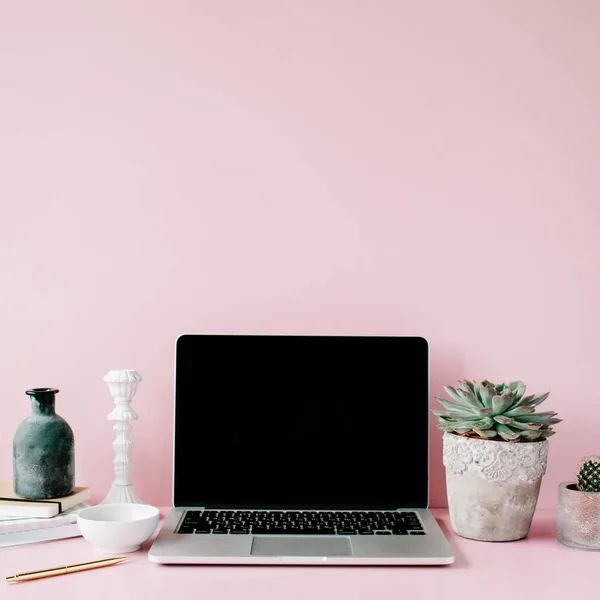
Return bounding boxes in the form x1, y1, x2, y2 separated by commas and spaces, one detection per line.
433, 380, 560, 442
577, 457, 600, 492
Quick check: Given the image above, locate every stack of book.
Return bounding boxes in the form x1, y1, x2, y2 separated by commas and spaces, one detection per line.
0, 481, 91, 549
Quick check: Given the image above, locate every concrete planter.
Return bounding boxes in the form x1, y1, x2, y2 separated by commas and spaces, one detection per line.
443, 432, 548, 541
557, 482, 600, 551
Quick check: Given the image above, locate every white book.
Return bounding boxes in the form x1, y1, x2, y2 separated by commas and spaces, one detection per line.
0, 503, 88, 549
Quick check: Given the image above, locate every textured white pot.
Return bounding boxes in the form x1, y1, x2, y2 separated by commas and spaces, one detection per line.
443, 432, 548, 542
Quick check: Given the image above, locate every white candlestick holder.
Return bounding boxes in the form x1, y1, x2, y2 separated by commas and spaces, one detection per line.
101, 369, 143, 504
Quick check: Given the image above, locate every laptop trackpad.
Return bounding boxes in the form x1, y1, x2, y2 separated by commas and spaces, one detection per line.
251, 536, 352, 556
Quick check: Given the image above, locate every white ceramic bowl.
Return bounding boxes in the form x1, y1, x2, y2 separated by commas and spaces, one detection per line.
77, 504, 160, 553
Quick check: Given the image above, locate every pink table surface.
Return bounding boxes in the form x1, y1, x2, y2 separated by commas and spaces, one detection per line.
0, 509, 592, 599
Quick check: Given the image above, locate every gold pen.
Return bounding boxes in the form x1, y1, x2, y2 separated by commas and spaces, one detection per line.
5, 556, 129, 583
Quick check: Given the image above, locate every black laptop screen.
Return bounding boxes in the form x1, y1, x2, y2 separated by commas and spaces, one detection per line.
174, 335, 429, 509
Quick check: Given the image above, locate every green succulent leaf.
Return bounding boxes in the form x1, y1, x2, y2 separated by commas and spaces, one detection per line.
467, 417, 494, 429
444, 385, 481, 407
458, 380, 474, 394
453, 425, 473, 434
512, 413, 557, 424
512, 394, 533, 409
491, 394, 513, 415
496, 424, 521, 441
478, 386, 495, 408
511, 381, 526, 401
434, 398, 475, 416
442, 386, 465, 404
493, 415, 514, 425
432, 410, 452, 418
472, 428, 498, 439
455, 388, 482, 408
458, 381, 485, 408
471, 382, 483, 404
519, 429, 542, 441
503, 406, 536, 417
468, 406, 492, 417
508, 421, 543, 431
528, 392, 550, 407
434, 394, 463, 407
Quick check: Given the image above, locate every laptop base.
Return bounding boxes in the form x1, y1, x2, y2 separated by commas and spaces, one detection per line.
148, 508, 454, 565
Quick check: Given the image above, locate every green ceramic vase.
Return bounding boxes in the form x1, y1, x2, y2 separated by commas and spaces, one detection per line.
13, 388, 75, 499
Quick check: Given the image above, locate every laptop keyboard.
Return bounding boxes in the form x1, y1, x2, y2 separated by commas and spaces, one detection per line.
177, 510, 425, 535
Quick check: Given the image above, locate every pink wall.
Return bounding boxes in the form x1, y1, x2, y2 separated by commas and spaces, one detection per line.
1, 1, 599, 508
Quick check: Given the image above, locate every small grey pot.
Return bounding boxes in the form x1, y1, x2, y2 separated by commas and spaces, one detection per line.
557, 482, 600, 551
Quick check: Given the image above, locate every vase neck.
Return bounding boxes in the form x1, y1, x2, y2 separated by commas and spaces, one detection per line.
26, 388, 58, 416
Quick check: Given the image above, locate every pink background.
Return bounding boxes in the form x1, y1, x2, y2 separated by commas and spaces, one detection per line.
0, 1, 598, 509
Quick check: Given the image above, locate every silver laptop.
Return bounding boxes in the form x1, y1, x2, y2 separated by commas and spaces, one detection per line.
148, 334, 454, 565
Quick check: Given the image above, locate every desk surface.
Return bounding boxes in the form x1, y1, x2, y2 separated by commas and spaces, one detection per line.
1, 509, 592, 599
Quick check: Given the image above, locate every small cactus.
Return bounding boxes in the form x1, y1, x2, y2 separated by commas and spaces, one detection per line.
577, 456, 600, 492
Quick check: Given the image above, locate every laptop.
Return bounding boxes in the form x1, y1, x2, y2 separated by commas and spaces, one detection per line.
148, 334, 454, 565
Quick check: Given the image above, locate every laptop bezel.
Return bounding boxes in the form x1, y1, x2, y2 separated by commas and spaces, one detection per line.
171, 333, 430, 510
